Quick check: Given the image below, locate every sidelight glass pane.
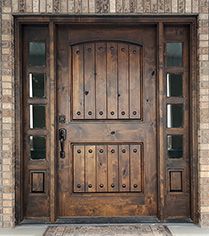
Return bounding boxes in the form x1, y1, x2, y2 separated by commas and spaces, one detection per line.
167, 104, 183, 128
166, 43, 183, 67
30, 105, 46, 129
167, 135, 183, 158
29, 136, 46, 160
166, 73, 183, 97
29, 42, 45, 66
29, 73, 46, 98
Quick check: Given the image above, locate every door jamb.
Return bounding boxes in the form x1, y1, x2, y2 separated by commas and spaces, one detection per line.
14, 15, 198, 224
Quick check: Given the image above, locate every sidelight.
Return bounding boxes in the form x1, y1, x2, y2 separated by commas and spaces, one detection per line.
29, 136, 46, 160
166, 73, 183, 97
29, 104, 46, 129
29, 42, 46, 66
29, 73, 46, 98
166, 43, 183, 67
167, 104, 183, 128
167, 135, 183, 158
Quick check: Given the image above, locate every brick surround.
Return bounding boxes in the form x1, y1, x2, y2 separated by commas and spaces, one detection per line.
0, 0, 209, 228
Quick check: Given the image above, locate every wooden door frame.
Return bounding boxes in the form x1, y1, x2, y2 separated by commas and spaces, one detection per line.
14, 15, 198, 224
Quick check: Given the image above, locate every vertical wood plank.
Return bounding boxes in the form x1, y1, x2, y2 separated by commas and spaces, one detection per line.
130, 144, 142, 192
107, 145, 119, 192
15, 21, 23, 223
85, 145, 96, 192
84, 43, 95, 119
49, 22, 56, 223
118, 43, 129, 119
96, 145, 107, 192
96, 43, 107, 119
190, 21, 198, 223
72, 45, 84, 119
129, 44, 141, 119
157, 22, 165, 220
119, 145, 130, 191
107, 42, 118, 119
73, 145, 85, 192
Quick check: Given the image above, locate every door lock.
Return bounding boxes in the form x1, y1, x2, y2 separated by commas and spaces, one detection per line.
59, 128, 67, 158
58, 115, 66, 124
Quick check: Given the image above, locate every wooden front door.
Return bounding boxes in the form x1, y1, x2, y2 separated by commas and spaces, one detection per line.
57, 25, 157, 217
19, 19, 196, 223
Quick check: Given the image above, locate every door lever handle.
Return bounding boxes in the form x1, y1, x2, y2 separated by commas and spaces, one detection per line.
59, 128, 67, 158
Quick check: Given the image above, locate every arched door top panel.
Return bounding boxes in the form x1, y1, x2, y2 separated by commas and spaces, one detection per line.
71, 41, 143, 120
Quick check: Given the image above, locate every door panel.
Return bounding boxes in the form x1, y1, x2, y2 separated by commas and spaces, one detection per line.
72, 41, 142, 120
73, 143, 143, 193
57, 25, 157, 217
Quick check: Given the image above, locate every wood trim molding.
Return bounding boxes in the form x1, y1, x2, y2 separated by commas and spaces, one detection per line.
49, 21, 57, 223
157, 22, 165, 221
14, 20, 24, 224
13, 15, 197, 28
190, 20, 199, 224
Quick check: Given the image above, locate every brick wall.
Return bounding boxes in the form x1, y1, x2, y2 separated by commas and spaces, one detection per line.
0, 0, 209, 228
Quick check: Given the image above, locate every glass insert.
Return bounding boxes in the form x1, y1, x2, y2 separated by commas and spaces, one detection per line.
166, 73, 183, 97
29, 42, 46, 66
166, 43, 183, 67
167, 104, 183, 128
29, 73, 46, 98
29, 136, 46, 160
30, 105, 46, 129
167, 135, 183, 158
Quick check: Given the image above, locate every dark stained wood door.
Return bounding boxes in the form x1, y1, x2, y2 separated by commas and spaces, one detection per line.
57, 24, 157, 217
19, 20, 195, 223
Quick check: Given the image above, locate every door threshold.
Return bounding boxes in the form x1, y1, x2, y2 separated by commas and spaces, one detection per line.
55, 216, 160, 224
20, 216, 193, 225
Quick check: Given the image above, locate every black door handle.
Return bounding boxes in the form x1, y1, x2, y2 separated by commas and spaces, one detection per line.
59, 128, 67, 158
